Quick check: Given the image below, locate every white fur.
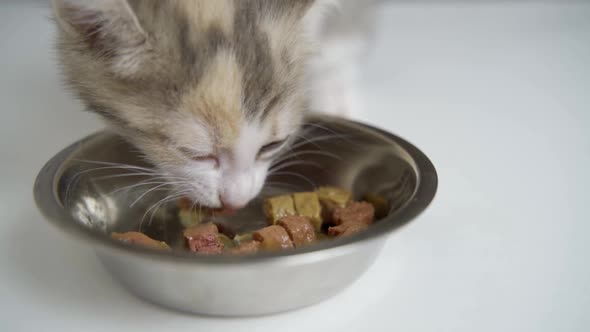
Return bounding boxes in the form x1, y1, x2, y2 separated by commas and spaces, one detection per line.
219, 123, 271, 209
306, 0, 376, 119
308, 38, 365, 118
159, 120, 283, 210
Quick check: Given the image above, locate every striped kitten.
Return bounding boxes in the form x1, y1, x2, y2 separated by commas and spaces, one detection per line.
52, 0, 372, 211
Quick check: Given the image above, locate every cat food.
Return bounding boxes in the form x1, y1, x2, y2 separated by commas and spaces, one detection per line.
230, 240, 261, 255
178, 209, 206, 228
183, 224, 225, 255
264, 194, 296, 224
332, 201, 375, 226
316, 186, 352, 223
113, 186, 381, 255
292, 192, 323, 232
218, 233, 236, 249
253, 225, 294, 251
317, 186, 352, 207
233, 232, 254, 244
277, 216, 317, 247
328, 202, 375, 237
328, 222, 369, 237
177, 197, 193, 210
111, 232, 171, 251
177, 197, 209, 228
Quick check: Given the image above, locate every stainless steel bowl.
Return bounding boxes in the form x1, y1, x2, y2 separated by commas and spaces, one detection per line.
34, 115, 437, 316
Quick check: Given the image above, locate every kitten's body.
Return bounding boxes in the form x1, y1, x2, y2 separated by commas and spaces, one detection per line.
309, 0, 376, 118
52, 0, 374, 210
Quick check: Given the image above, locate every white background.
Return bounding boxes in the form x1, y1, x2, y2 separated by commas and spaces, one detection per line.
1, 1, 589, 331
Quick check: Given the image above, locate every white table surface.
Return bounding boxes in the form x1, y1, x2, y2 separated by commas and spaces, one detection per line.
1, 1, 589, 331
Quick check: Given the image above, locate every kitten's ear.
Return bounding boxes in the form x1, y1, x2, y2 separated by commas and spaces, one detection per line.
52, 0, 149, 76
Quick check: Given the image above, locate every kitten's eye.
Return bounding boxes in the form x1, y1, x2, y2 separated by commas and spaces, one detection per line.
258, 138, 288, 159
190, 154, 220, 168
179, 148, 219, 168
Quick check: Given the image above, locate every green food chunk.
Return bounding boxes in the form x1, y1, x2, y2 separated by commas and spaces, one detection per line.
217, 234, 235, 249
316, 187, 353, 223
317, 187, 352, 208
293, 192, 323, 232
111, 232, 171, 251
178, 209, 206, 228
233, 233, 254, 244
264, 195, 296, 224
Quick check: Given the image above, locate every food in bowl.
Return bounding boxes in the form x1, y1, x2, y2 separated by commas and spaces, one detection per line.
230, 240, 261, 255
292, 192, 323, 231
263, 194, 296, 224
111, 232, 171, 251
183, 223, 225, 255
253, 225, 294, 251
277, 216, 317, 247
316, 186, 353, 223
111, 186, 385, 255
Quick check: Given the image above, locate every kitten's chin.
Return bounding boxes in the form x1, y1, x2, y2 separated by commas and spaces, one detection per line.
179, 197, 239, 216
211, 208, 239, 216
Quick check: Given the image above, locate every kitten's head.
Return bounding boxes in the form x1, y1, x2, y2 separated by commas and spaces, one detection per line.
53, 0, 331, 210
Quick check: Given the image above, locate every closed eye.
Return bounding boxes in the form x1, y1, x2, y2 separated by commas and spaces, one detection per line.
258, 138, 288, 160
191, 154, 218, 163
178, 148, 219, 168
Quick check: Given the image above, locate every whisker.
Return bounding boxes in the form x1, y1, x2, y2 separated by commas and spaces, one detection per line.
73, 159, 157, 173
109, 180, 174, 195
269, 160, 322, 174
268, 171, 317, 189
94, 173, 186, 181
289, 133, 351, 151
273, 149, 343, 164
140, 190, 191, 231
262, 183, 300, 192
148, 194, 184, 229
197, 201, 203, 223
130, 182, 189, 208
289, 130, 323, 149
66, 165, 155, 203
69, 166, 154, 184
301, 122, 343, 136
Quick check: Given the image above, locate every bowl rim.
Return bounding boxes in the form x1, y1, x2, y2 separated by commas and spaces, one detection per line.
34, 115, 438, 265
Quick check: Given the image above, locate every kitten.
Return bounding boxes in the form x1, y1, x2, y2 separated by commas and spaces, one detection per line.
52, 0, 370, 211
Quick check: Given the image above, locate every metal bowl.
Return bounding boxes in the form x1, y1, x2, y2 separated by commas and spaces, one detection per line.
34, 115, 437, 316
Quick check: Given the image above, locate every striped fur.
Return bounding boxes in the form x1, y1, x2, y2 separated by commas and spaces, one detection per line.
52, 0, 329, 208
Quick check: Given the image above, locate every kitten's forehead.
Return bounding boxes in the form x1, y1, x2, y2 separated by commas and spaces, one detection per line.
149, 0, 311, 118
167, 0, 311, 148
180, 50, 243, 149
56, 0, 314, 151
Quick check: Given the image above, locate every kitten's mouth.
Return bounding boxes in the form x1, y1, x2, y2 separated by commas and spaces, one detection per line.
210, 208, 238, 216
178, 198, 239, 216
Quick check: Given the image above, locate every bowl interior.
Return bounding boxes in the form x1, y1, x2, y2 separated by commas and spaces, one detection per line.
53, 116, 420, 252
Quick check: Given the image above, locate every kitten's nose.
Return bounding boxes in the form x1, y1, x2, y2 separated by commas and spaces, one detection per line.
219, 194, 247, 211
220, 171, 257, 211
